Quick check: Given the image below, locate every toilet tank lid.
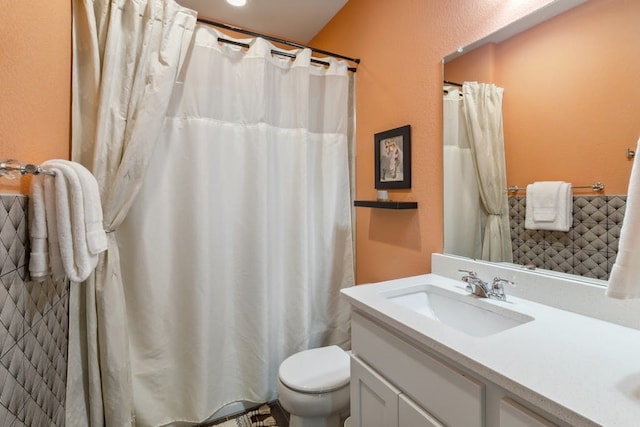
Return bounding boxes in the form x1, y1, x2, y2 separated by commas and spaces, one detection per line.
279, 345, 350, 393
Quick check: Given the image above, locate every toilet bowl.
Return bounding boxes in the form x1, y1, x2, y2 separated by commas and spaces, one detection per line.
277, 345, 350, 427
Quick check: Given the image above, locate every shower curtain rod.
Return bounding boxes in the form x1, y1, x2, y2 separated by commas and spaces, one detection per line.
196, 18, 360, 72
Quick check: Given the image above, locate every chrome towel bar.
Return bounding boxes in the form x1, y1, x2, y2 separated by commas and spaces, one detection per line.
507, 182, 604, 194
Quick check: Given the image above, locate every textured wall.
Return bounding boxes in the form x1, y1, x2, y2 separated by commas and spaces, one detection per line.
0, 1, 71, 194
0, 195, 69, 426
0, 2, 72, 423
446, 0, 639, 195
510, 195, 626, 280
311, 0, 558, 283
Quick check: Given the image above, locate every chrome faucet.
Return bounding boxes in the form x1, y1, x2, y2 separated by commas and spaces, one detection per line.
458, 270, 514, 301
458, 270, 491, 298
489, 277, 515, 301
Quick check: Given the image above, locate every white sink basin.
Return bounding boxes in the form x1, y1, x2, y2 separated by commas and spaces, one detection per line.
385, 285, 534, 337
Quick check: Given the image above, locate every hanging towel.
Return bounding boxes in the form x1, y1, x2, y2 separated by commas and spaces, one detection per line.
524, 181, 572, 231
43, 174, 65, 280
28, 175, 49, 281
28, 159, 107, 283
607, 138, 640, 299
67, 161, 108, 255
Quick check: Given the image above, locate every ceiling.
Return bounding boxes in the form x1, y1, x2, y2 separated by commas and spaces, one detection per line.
176, 0, 349, 44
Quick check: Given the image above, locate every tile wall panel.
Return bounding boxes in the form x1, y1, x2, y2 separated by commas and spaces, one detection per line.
510, 195, 626, 280
0, 195, 69, 426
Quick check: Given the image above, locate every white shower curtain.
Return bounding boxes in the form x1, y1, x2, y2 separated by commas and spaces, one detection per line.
443, 88, 483, 259
117, 26, 355, 426
70, 1, 196, 425
462, 82, 513, 263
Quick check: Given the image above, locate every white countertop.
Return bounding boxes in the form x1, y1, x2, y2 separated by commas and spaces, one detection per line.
341, 273, 640, 426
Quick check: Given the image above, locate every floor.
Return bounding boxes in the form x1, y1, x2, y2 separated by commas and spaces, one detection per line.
203, 401, 290, 427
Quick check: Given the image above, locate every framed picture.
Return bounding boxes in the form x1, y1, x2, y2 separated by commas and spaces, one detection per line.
374, 124, 411, 189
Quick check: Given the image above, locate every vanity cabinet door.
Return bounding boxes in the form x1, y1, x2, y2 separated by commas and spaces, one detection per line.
399, 394, 445, 427
351, 356, 399, 427
352, 312, 484, 427
500, 399, 556, 427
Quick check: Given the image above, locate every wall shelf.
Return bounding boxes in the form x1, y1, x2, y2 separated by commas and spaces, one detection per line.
354, 200, 418, 210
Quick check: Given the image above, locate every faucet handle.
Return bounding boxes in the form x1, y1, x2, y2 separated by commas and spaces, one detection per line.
490, 277, 515, 301
458, 270, 484, 294
458, 270, 477, 291
458, 269, 478, 280
493, 277, 515, 287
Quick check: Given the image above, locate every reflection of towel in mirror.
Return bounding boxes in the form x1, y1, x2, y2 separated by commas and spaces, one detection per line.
524, 181, 572, 231
607, 138, 640, 299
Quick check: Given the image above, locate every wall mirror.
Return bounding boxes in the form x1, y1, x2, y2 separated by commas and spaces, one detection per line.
442, 0, 640, 284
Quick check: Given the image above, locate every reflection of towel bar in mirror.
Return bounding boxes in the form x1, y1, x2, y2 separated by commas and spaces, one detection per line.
507, 182, 605, 194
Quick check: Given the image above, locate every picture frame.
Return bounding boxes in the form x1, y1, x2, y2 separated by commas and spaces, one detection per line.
374, 124, 411, 189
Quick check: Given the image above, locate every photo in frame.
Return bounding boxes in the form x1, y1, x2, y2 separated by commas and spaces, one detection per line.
374, 124, 411, 189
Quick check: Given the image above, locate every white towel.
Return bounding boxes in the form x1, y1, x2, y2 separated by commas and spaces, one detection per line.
525, 181, 572, 231
46, 160, 97, 282
28, 175, 49, 280
607, 138, 640, 298
27, 159, 107, 283
531, 181, 561, 221
43, 173, 65, 280
67, 161, 108, 255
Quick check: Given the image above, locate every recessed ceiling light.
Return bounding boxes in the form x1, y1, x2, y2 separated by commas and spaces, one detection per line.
226, 0, 247, 6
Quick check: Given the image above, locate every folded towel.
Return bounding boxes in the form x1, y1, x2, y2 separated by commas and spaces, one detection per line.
525, 181, 572, 231
43, 173, 65, 280
28, 159, 107, 283
28, 175, 49, 280
45, 160, 96, 282
607, 138, 640, 299
67, 161, 108, 255
531, 181, 561, 221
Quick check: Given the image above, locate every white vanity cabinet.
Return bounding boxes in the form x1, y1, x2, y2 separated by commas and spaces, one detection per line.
350, 311, 559, 427
399, 394, 444, 427
351, 356, 400, 427
499, 399, 556, 427
351, 311, 483, 426
351, 356, 444, 427
342, 270, 640, 425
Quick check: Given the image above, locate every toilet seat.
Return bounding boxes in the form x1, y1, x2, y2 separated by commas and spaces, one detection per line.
279, 345, 350, 393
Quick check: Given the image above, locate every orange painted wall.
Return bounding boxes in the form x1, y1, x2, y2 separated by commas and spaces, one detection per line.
443, 0, 639, 195
446, 43, 496, 85
2, 0, 575, 284
0, 1, 71, 194
499, 0, 639, 195
311, 0, 559, 284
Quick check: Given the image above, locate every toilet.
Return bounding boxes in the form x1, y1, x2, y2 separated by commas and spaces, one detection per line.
277, 345, 350, 427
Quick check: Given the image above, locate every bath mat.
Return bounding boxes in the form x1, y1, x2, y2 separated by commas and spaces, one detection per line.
215, 415, 253, 427
215, 405, 277, 427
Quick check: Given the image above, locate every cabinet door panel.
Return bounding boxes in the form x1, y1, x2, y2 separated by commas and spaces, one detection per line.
399, 394, 445, 427
351, 356, 399, 427
500, 399, 556, 427
352, 312, 484, 427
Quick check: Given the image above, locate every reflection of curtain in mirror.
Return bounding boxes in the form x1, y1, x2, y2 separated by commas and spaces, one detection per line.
443, 88, 483, 259
462, 82, 513, 263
